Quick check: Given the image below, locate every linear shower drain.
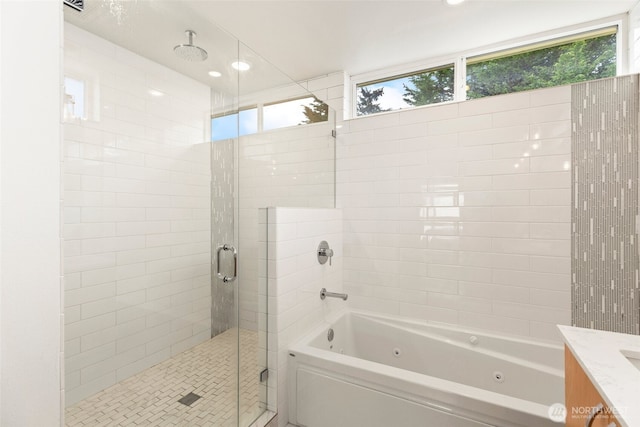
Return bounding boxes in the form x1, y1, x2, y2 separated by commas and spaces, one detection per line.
178, 392, 202, 406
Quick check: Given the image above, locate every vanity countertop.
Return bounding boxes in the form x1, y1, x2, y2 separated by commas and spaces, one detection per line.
558, 325, 640, 427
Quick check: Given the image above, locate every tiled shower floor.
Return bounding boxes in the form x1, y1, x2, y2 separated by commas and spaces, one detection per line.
65, 328, 263, 427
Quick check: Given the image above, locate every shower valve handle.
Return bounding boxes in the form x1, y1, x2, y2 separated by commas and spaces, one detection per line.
317, 241, 334, 265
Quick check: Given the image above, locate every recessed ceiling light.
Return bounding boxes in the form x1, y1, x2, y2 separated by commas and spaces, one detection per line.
208, 71, 222, 77
148, 89, 164, 97
231, 61, 251, 71
445, 0, 465, 5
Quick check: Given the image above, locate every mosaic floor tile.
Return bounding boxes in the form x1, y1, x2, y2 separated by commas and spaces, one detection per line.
66, 328, 263, 427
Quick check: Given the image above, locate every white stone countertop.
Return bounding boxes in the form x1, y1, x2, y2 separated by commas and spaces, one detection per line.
558, 325, 640, 427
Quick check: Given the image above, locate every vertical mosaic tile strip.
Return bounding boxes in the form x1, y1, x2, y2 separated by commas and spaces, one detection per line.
211, 139, 236, 336
572, 75, 640, 334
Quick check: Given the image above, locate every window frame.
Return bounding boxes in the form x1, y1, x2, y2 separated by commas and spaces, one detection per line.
355, 63, 457, 116
350, 15, 626, 118
352, 55, 460, 118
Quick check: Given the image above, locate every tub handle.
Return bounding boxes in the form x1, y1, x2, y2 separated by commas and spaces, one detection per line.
584, 402, 604, 427
216, 244, 237, 283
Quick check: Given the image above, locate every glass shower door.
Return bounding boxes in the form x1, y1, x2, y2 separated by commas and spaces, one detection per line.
209, 13, 337, 427
210, 38, 271, 427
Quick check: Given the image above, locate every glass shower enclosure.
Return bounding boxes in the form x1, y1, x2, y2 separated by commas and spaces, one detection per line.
62, 1, 335, 426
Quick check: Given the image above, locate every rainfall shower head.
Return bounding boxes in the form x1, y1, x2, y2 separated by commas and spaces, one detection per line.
174, 30, 208, 62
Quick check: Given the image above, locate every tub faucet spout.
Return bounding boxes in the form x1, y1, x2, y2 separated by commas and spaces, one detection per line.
320, 288, 348, 301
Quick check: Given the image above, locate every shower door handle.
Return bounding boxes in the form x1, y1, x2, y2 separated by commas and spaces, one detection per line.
216, 244, 237, 283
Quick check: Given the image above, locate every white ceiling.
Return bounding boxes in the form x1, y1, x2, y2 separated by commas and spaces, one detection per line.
65, 0, 638, 89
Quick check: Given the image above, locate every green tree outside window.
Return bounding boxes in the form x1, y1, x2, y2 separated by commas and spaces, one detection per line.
466, 33, 616, 99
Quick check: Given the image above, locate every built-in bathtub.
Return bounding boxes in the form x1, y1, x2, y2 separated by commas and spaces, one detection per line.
288, 311, 564, 427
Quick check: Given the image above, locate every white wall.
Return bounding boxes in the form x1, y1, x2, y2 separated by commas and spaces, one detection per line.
1, 1, 3, 417
63, 24, 211, 405
0, 0, 62, 425
263, 207, 343, 427
337, 87, 572, 342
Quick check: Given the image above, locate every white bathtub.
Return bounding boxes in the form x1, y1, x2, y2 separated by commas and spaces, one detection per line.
288, 311, 564, 427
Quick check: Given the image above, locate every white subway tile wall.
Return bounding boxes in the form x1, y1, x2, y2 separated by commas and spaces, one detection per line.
338, 86, 572, 342
263, 207, 344, 427
63, 24, 211, 405
236, 122, 335, 332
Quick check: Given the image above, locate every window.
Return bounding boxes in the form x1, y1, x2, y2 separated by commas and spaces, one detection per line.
356, 65, 454, 116
353, 24, 619, 117
211, 97, 328, 142
264, 96, 327, 131
211, 107, 258, 141
64, 76, 86, 120
467, 28, 616, 99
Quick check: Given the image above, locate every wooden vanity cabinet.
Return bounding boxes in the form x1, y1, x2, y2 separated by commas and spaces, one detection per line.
565, 345, 621, 427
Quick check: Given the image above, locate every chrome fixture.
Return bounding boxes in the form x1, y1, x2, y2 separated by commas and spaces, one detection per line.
216, 244, 237, 283
174, 30, 208, 62
320, 288, 348, 301
317, 241, 334, 265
